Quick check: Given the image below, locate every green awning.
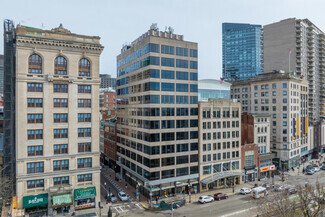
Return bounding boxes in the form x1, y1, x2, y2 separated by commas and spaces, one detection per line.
74, 187, 96, 200
52, 194, 72, 206
23, 193, 48, 209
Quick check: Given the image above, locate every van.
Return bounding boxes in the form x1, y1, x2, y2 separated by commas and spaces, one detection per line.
251, 187, 268, 199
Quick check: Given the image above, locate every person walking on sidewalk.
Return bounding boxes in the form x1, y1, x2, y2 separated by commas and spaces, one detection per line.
125, 183, 128, 191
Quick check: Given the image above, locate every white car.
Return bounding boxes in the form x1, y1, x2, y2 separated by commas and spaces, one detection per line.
198, 196, 214, 204
118, 191, 128, 201
313, 164, 320, 172
240, 188, 252, 195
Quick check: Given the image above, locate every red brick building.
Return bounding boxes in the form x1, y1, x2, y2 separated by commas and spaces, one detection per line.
241, 143, 259, 182
103, 119, 117, 167
103, 91, 116, 110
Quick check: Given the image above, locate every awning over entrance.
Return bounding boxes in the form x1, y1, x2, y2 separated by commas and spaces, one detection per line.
23, 193, 48, 209
52, 193, 73, 207
200, 172, 244, 185
74, 187, 96, 200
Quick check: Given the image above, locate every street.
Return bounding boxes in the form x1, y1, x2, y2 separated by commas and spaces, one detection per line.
98, 166, 325, 217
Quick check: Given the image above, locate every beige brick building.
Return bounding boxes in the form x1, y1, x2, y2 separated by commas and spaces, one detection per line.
198, 99, 242, 191
231, 71, 308, 170
116, 25, 199, 197
13, 24, 103, 216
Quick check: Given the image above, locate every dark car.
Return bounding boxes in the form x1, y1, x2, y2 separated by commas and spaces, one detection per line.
214, 193, 228, 201
321, 164, 325, 170
288, 188, 297, 195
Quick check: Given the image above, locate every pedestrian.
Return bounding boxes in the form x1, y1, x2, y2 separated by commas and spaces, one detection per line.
125, 183, 128, 191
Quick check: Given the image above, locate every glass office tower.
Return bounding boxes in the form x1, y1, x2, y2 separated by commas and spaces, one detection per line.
222, 23, 263, 81
116, 26, 199, 197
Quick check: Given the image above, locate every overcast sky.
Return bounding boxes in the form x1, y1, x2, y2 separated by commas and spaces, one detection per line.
1, 0, 325, 79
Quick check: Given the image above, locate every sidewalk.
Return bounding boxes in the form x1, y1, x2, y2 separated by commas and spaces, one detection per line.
101, 166, 148, 203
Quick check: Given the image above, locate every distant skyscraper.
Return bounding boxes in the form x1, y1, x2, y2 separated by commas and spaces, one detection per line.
100, 74, 116, 89
222, 23, 263, 81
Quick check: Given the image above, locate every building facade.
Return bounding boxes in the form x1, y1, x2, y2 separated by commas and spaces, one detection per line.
9, 24, 103, 215
264, 18, 325, 121
100, 74, 116, 89
198, 79, 231, 101
103, 119, 117, 168
231, 71, 308, 170
116, 25, 199, 197
103, 90, 117, 110
0, 55, 3, 96
198, 99, 242, 191
222, 23, 263, 81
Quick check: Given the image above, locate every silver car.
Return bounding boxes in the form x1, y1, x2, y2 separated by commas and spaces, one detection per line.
118, 191, 128, 202
108, 193, 118, 203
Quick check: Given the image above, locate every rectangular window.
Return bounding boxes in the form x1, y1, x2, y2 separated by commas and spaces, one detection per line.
161, 132, 175, 141
176, 132, 188, 140
176, 155, 189, 164
78, 158, 92, 168
54, 176, 69, 185
78, 113, 91, 122
27, 130, 43, 140
190, 84, 198, 92
150, 69, 160, 78
28, 98, 43, 107
161, 70, 175, 79
78, 99, 91, 108
27, 83, 43, 92
190, 49, 198, 58
27, 146, 43, 156
78, 128, 91, 137
77, 174, 92, 182
150, 43, 160, 53
54, 98, 68, 107
78, 85, 91, 93
54, 144, 68, 154
176, 96, 188, 104
53, 84, 68, 93
78, 142, 91, 152
27, 162, 44, 174
161, 83, 175, 91
161, 120, 175, 129
27, 114, 43, 123
176, 71, 188, 80
149, 56, 160, 65
161, 45, 174, 55
190, 61, 198, 69
162, 145, 175, 154
161, 95, 175, 104
54, 113, 68, 123
161, 57, 174, 67
176, 83, 188, 92
190, 72, 198, 81
176, 47, 188, 56
53, 129, 68, 138
161, 108, 175, 116
53, 160, 69, 171
176, 59, 188, 68
27, 179, 44, 189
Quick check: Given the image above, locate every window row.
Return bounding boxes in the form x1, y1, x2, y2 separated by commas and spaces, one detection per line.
29, 54, 91, 77
202, 131, 240, 140
202, 141, 240, 151
132, 107, 198, 117
202, 121, 240, 129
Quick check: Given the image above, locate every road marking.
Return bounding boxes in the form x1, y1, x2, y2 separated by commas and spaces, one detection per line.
136, 203, 145, 210
220, 207, 254, 217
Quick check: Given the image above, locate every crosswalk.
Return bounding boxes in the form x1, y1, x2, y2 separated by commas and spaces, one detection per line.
108, 202, 145, 214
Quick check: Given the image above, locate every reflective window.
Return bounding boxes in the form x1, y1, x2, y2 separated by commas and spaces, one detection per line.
54, 56, 67, 75
28, 54, 42, 74
79, 58, 90, 76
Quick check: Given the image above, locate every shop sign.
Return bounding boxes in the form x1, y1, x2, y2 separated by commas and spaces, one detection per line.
74, 187, 96, 200
23, 193, 48, 209
269, 165, 276, 171
246, 170, 255, 175
260, 166, 270, 172
75, 202, 95, 210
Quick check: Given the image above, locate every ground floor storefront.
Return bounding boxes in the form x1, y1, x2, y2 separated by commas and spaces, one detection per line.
199, 171, 243, 192
51, 192, 73, 215
23, 193, 48, 217
74, 187, 97, 210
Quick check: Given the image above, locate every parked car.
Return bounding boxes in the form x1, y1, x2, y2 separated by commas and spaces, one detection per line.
214, 193, 228, 200
321, 165, 325, 170
288, 188, 297, 195
262, 183, 272, 190
240, 188, 252, 195
306, 168, 315, 175
107, 193, 118, 203
198, 196, 214, 204
118, 191, 128, 201
274, 186, 286, 192
313, 164, 320, 172
306, 165, 315, 172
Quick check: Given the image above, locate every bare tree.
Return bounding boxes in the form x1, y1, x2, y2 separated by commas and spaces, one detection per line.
256, 182, 325, 217
0, 175, 12, 207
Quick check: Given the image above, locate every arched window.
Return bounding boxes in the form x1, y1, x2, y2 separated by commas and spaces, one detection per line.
54, 56, 67, 75
28, 54, 42, 74
79, 58, 90, 77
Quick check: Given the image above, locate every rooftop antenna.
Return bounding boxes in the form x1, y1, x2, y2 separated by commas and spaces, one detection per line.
41, 23, 45, 29
150, 23, 158, 31
168, 26, 174, 34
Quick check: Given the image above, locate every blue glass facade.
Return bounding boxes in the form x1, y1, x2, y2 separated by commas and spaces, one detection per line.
222, 23, 263, 81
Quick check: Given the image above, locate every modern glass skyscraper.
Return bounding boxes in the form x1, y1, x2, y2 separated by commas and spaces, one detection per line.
222, 23, 263, 81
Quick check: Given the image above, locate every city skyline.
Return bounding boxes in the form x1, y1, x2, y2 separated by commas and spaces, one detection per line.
1, 0, 325, 79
